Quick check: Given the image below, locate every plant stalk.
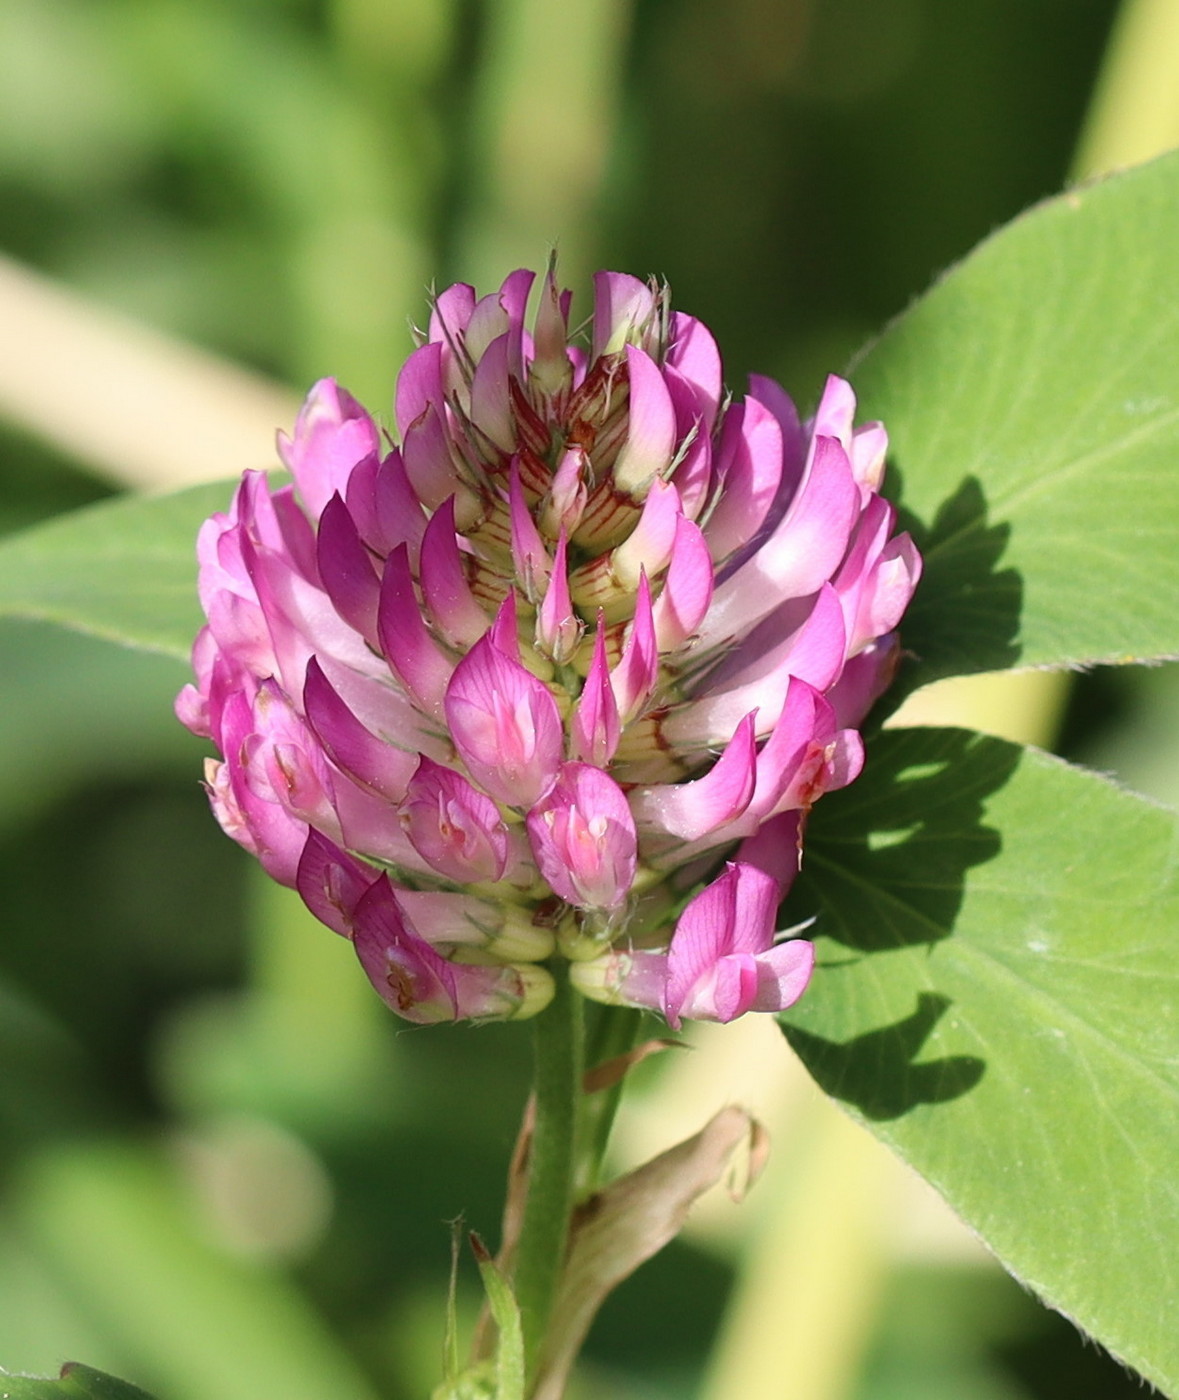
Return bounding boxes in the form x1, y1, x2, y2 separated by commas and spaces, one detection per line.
513, 964, 585, 1385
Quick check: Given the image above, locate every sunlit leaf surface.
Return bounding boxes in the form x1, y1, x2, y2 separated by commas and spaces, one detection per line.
0, 481, 238, 659
782, 727, 1179, 1393
855, 150, 1179, 687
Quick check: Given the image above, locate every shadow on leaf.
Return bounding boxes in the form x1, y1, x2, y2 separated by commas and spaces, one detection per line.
779, 728, 1025, 1117
784, 991, 985, 1120
886, 472, 1023, 703
794, 727, 1020, 953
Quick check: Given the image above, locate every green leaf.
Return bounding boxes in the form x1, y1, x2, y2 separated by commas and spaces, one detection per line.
0, 480, 238, 660
0, 1362, 157, 1399
781, 728, 1179, 1392
853, 150, 1179, 687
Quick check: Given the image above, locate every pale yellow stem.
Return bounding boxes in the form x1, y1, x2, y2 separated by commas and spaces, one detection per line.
0, 253, 298, 492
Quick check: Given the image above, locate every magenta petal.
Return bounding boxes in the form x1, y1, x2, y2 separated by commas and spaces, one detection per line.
591, 271, 655, 359
826, 635, 901, 728
354, 877, 530, 1023
489, 590, 523, 662
395, 341, 445, 440
750, 939, 815, 1013
399, 755, 509, 884
652, 515, 713, 652
613, 346, 678, 497
699, 435, 859, 649
631, 712, 757, 842
376, 544, 454, 716
402, 402, 462, 513
509, 458, 551, 596
570, 616, 621, 767
526, 763, 637, 911
444, 632, 563, 809
470, 334, 517, 454
303, 657, 415, 800
736, 811, 803, 895
316, 493, 381, 648
296, 829, 380, 935
704, 396, 783, 563
612, 478, 682, 590
352, 877, 457, 1023
346, 449, 426, 560
420, 497, 491, 648
277, 379, 379, 522
536, 531, 580, 663
610, 573, 660, 724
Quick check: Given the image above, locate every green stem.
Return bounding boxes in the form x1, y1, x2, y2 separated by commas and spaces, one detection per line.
514, 964, 584, 1383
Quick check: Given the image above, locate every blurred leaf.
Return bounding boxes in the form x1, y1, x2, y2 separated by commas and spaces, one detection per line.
781, 727, 1179, 1393
0, 1363, 156, 1399
15, 1141, 383, 1400
0, 620, 192, 826
0, 480, 236, 659
854, 150, 1179, 688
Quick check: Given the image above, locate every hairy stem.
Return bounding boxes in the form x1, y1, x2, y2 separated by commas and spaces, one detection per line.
514, 965, 585, 1384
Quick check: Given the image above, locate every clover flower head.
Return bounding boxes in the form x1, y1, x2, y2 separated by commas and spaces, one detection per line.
177, 266, 920, 1025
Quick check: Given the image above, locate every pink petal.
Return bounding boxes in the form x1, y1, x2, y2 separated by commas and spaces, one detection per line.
664, 863, 781, 1026
667, 585, 847, 746
750, 940, 815, 1014
315, 493, 381, 649
509, 457, 551, 597
697, 435, 859, 649
444, 632, 563, 809
613, 345, 678, 498
570, 616, 621, 767
536, 531, 581, 663
376, 543, 455, 716
591, 271, 655, 359
419, 497, 492, 649
666, 312, 723, 430
704, 397, 784, 563
652, 515, 713, 652
395, 341, 445, 440
399, 755, 510, 884
630, 712, 757, 843
303, 656, 416, 801
277, 379, 379, 522
526, 763, 638, 911
610, 573, 660, 724
612, 478, 682, 591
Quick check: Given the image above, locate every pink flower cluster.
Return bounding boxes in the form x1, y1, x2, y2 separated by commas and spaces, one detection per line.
177, 269, 920, 1027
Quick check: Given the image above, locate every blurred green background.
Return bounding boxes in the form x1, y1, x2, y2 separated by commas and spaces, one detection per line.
0, 0, 1173, 1396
